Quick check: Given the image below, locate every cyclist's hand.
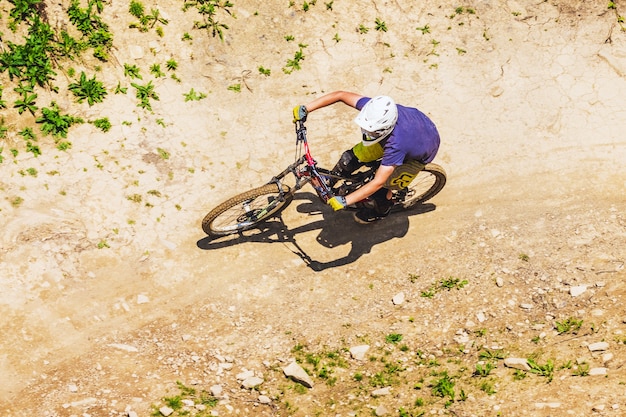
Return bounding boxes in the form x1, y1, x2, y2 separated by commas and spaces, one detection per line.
328, 196, 347, 211
293, 105, 308, 122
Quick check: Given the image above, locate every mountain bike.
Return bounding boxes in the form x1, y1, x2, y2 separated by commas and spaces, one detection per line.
202, 120, 446, 238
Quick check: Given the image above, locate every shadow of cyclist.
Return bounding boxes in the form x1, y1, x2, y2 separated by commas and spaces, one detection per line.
196, 192, 435, 271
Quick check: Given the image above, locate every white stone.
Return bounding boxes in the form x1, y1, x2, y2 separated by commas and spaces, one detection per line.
588, 342, 609, 352
504, 358, 530, 371
589, 367, 607, 376
209, 385, 222, 397
159, 406, 174, 416
349, 345, 370, 361
258, 395, 271, 404
375, 404, 389, 415
392, 292, 405, 305
372, 387, 391, 397
241, 376, 264, 389
137, 294, 149, 304
107, 344, 138, 352
283, 361, 314, 388
569, 285, 587, 297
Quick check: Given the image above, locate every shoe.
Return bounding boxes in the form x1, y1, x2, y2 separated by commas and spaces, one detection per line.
353, 207, 390, 224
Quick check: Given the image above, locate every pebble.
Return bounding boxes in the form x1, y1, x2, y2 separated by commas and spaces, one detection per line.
258, 395, 271, 404
570, 285, 587, 297
588, 342, 609, 352
241, 376, 264, 389
283, 361, 314, 388
504, 358, 530, 371
159, 406, 174, 416
589, 367, 607, 376
372, 387, 391, 397
349, 345, 370, 361
392, 292, 405, 305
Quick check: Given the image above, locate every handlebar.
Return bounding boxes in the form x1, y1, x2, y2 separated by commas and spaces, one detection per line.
295, 120, 307, 143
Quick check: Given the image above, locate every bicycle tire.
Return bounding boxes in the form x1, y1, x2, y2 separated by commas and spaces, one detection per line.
202, 183, 293, 237
396, 163, 447, 209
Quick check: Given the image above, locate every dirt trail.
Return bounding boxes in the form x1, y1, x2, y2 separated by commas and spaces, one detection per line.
1, 1, 626, 416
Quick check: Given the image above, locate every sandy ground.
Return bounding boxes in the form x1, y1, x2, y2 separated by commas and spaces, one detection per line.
1, 0, 626, 416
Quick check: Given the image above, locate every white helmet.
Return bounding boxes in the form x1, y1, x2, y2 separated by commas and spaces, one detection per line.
354, 95, 398, 146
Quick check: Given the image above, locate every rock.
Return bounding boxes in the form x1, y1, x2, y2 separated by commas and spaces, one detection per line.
534, 402, 561, 409
349, 345, 370, 361
107, 343, 138, 352
283, 361, 314, 388
588, 342, 609, 352
496, 277, 504, 287
137, 294, 149, 304
241, 376, 264, 389
504, 358, 530, 371
372, 387, 391, 397
128, 411, 138, 417
570, 285, 587, 297
258, 395, 271, 404
520, 303, 533, 310
602, 353, 614, 364
392, 292, 405, 305
589, 367, 607, 376
375, 404, 389, 415
159, 406, 174, 416
236, 370, 254, 380
210, 385, 223, 396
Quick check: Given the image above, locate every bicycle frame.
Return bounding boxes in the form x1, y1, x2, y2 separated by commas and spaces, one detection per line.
268, 120, 342, 204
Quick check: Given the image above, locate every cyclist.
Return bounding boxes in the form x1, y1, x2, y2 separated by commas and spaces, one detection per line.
293, 91, 440, 224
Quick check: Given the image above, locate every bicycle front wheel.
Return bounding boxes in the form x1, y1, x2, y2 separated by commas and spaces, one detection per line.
202, 183, 293, 237
397, 163, 447, 209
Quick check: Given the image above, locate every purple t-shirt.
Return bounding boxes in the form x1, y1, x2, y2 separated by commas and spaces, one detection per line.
357, 97, 440, 165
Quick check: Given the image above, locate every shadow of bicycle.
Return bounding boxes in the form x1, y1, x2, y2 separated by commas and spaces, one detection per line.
196, 192, 436, 271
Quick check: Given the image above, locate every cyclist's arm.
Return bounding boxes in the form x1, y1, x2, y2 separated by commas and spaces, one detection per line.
305, 91, 363, 112
344, 164, 394, 206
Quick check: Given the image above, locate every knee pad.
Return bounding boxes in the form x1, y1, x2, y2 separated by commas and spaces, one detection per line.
333, 149, 362, 175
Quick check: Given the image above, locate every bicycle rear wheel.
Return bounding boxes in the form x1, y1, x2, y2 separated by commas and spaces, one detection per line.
202, 183, 293, 237
396, 163, 447, 209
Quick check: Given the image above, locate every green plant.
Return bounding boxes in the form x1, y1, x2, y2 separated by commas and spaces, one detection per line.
92, 117, 111, 132
68, 71, 108, 105
140, 8, 168, 29
129, 0, 144, 18
375, 18, 388, 32
283, 44, 307, 73
150, 64, 165, 77
416, 24, 430, 34
36, 102, 84, 138
518, 253, 529, 261
227, 84, 241, 92
527, 358, 554, 382
258, 66, 271, 76
157, 148, 170, 160
183, 88, 207, 101
131, 81, 159, 110
124, 63, 142, 79
166, 59, 178, 71
13, 83, 38, 115
573, 363, 590, 377
473, 362, 495, 377
385, 333, 403, 344
184, 0, 234, 41
97, 240, 110, 249
555, 317, 583, 334
431, 372, 454, 400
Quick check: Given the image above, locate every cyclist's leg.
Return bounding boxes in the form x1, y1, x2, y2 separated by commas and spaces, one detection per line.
330, 141, 385, 184
384, 159, 426, 191
371, 159, 426, 214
